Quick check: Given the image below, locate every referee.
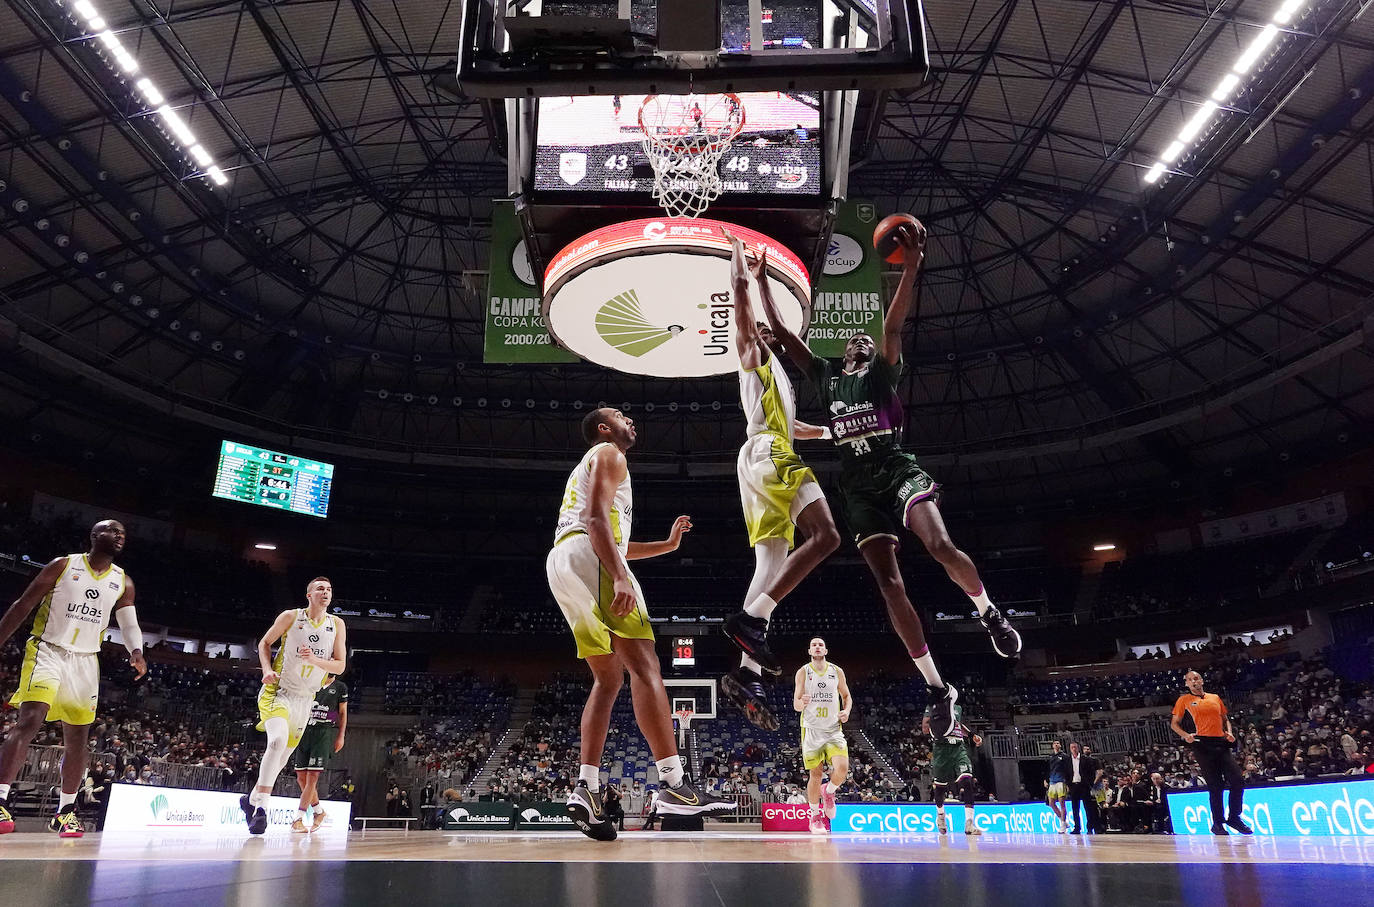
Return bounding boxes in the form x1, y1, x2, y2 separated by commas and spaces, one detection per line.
1170, 670, 1252, 835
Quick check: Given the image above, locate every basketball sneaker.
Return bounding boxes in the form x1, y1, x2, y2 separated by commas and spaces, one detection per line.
722, 612, 780, 675
936, 810, 948, 835
1225, 816, 1253, 835
808, 811, 828, 835
820, 784, 837, 821
248, 807, 269, 835
964, 818, 983, 836
567, 781, 617, 842
291, 818, 309, 834
238, 794, 255, 826
311, 808, 328, 832
928, 683, 959, 738
0, 800, 14, 835
979, 605, 1022, 659
721, 667, 779, 731
50, 805, 83, 838
654, 778, 736, 816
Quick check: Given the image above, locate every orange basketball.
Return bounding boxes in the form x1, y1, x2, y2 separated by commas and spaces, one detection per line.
872, 213, 925, 264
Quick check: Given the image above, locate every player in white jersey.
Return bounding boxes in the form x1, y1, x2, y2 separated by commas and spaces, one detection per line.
550, 408, 733, 841
720, 232, 841, 732
792, 637, 851, 835
0, 520, 146, 838
240, 576, 347, 835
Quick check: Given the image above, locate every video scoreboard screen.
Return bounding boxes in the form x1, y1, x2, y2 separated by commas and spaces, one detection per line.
533, 91, 822, 196
212, 440, 334, 519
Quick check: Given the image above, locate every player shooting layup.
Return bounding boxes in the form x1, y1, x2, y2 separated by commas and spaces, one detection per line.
549, 408, 732, 841
0, 520, 145, 838
721, 231, 841, 731
241, 577, 347, 835
793, 637, 850, 835
757, 222, 1021, 738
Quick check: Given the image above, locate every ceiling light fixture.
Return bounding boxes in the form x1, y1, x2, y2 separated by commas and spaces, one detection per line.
67, 0, 229, 187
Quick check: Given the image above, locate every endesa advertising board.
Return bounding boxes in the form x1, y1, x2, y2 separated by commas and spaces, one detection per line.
1167, 778, 1374, 836
761, 803, 815, 832
831, 802, 1062, 835
104, 783, 352, 834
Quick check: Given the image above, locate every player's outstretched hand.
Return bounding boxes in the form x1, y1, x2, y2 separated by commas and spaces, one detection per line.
724, 230, 748, 286
749, 247, 768, 281
667, 515, 693, 547
130, 650, 148, 679
897, 222, 926, 273
610, 576, 639, 618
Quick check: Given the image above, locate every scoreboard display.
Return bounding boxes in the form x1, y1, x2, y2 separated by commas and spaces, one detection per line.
672, 637, 696, 668
212, 440, 334, 519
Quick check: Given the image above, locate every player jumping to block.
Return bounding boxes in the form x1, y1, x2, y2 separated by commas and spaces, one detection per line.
721, 230, 841, 731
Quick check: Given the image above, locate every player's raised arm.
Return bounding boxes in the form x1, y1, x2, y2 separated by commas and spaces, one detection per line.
257, 609, 298, 685
0, 557, 66, 647
878, 222, 927, 367
754, 250, 815, 377
725, 231, 763, 370
627, 515, 692, 561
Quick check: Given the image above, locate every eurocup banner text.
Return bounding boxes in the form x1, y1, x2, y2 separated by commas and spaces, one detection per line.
832, 801, 1062, 835
485, 202, 577, 363
104, 783, 352, 834
483, 200, 883, 362
1167, 778, 1374, 836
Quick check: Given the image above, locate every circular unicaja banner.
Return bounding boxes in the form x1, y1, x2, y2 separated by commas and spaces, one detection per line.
543, 217, 811, 378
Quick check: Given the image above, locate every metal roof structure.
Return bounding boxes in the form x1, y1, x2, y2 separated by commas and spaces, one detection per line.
1, 0, 1371, 522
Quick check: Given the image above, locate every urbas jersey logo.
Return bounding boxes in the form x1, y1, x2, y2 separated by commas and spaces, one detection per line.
84, 589, 100, 600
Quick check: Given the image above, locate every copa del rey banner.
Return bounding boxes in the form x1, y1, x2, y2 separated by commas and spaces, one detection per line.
484, 202, 577, 364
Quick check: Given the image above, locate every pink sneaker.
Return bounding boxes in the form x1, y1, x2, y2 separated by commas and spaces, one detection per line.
809, 813, 828, 835
821, 786, 837, 820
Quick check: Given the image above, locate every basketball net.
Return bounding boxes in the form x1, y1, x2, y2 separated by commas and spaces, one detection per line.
639, 93, 745, 218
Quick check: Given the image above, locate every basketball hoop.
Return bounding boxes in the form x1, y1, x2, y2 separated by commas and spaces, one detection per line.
639, 93, 745, 218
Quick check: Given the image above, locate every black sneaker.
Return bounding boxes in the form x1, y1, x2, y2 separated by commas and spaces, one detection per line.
248, 807, 269, 835
928, 683, 959, 737
567, 781, 617, 841
1225, 816, 1253, 835
50, 805, 84, 838
239, 794, 255, 826
655, 779, 736, 816
721, 668, 780, 731
1211, 824, 1229, 836
722, 612, 780, 675
979, 605, 1022, 659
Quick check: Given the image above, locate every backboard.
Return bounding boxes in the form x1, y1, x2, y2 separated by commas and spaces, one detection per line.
458, 1, 929, 97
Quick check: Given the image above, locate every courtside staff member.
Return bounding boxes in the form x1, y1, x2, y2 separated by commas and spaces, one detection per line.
1171, 670, 1252, 835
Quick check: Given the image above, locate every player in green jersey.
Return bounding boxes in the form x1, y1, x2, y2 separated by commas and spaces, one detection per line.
291, 674, 348, 832
757, 221, 1020, 738
922, 704, 984, 835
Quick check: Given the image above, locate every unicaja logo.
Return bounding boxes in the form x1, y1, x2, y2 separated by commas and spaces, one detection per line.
150, 794, 169, 819
520, 808, 542, 822
595, 290, 682, 357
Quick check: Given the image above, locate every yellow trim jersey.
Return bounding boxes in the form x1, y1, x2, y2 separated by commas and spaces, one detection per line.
739, 353, 796, 440
269, 608, 339, 697
32, 554, 126, 655
554, 441, 634, 556
801, 660, 842, 732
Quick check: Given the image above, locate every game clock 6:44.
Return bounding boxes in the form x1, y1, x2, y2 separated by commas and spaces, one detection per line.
672, 637, 695, 668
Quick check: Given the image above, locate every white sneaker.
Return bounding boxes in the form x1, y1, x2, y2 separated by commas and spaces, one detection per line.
965, 818, 983, 836
936, 811, 948, 835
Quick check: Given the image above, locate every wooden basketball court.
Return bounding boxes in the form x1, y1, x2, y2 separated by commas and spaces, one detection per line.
4, 829, 1373, 904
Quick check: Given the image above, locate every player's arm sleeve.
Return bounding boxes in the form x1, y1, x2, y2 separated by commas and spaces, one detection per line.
1171, 696, 1187, 719
115, 605, 143, 654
